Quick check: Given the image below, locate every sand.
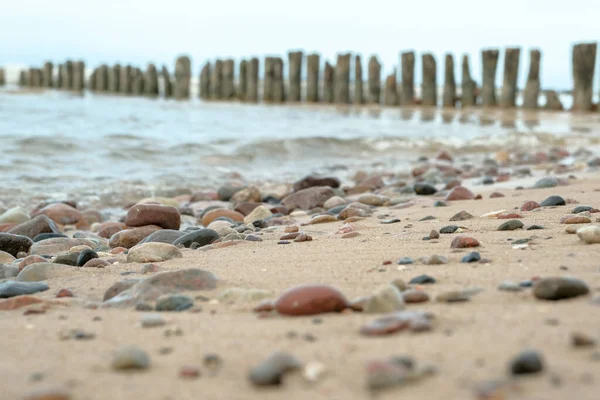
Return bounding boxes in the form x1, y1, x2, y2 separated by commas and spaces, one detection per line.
1, 176, 600, 400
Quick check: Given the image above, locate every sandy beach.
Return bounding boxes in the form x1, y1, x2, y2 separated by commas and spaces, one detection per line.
1, 152, 600, 399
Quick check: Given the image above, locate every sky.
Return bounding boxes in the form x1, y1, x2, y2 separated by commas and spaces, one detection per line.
1, 0, 599, 90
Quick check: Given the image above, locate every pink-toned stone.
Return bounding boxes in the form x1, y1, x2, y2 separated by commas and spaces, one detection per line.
83, 259, 110, 268
0, 223, 17, 232
490, 192, 505, 198
445, 186, 475, 201
436, 150, 453, 162
284, 225, 299, 233
82, 209, 103, 225
56, 289, 73, 298
109, 225, 162, 249
521, 201, 541, 212
110, 247, 127, 254
234, 202, 262, 216
274, 285, 350, 316
126, 204, 181, 230
281, 186, 335, 211
8, 215, 60, 239
97, 222, 127, 239
561, 215, 591, 224
35, 203, 84, 225
498, 213, 523, 219
201, 209, 244, 226
450, 235, 480, 249
402, 290, 430, 303
342, 232, 360, 238
443, 180, 462, 190
280, 232, 301, 240
0, 295, 45, 311
18, 255, 47, 272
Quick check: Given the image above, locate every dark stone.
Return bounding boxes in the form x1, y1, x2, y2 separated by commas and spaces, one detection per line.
510, 350, 544, 375
434, 201, 447, 207
0, 281, 49, 298
293, 175, 340, 192
103, 279, 140, 301
9, 215, 60, 239
461, 252, 481, 263
573, 205, 593, 214
0, 233, 34, 257
419, 216, 436, 221
413, 183, 437, 195
440, 225, 459, 234
248, 352, 302, 386
450, 211, 474, 221
140, 229, 184, 245
53, 252, 80, 266
397, 257, 414, 265
172, 229, 219, 248
326, 205, 347, 215
482, 177, 494, 185
540, 195, 566, 207
217, 185, 243, 201
33, 233, 67, 242
409, 274, 436, 284
498, 220, 524, 231
533, 277, 589, 300
527, 225, 544, 230
76, 249, 98, 267
155, 294, 194, 311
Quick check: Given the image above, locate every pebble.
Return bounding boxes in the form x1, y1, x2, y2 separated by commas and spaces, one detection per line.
155, 294, 194, 311
571, 332, 596, 348
402, 290, 430, 303
413, 183, 437, 195
53, 252, 80, 266
248, 351, 302, 386
274, 284, 349, 316
449, 211, 474, 221
577, 225, 600, 244
461, 252, 481, 263
111, 345, 151, 370
534, 176, 559, 188
363, 284, 406, 314
445, 186, 475, 201
573, 205, 594, 214
540, 195, 566, 207
56, 288, 73, 298
380, 218, 401, 224
0, 233, 34, 257
497, 281, 523, 292
76, 249, 98, 267
397, 257, 413, 265
171, 229, 219, 248
179, 366, 201, 379
451, 236, 480, 249
304, 214, 336, 225
323, 196, 346, 210
16, 263, 78, 282
281, 186, 335, 211
498, 220, 524, 231
561, 215, 591, 224
527, 225, 544, 230
342, 232, 360, 238
284, 225, 299, 233
440, 225, 459, 234
22, 387, 72, 400
141, 314, 166, 328
436, 290, 472, 303
126, 204, 181, 230
533, 277, 589, 300
419, 215, 436, 221
360, 310, 434, 336
140, 229, 184, 245
420, 255, 448, 265
141, 263, 159, 274
245, 234, 263, 242
0, 264, 18, 279
429, 230, 440, 239
434, 200, 447, 207
243, 206, 272, 224
0, 281, 49, 298
302, 361, 326, 383
509, 350, 544, 375
409, 274, 436, 284
490, 192, 505, 198
126, 242, 183, 263
201, 208, 244, 226
521, 201, 541, 211
109, 225, 162, 249
83, 259, 109, 268
204, 353, 224, 375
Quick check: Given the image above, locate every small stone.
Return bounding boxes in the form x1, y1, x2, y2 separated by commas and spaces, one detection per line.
461, 252, 481, 263
284, 225, 299, 233
203, 353, 223, 375
109, 225, 162, 249
172, 229, 219, 248
397, 257, 413, 265
527, 225, 544, 230
380, 218, 401, 224
534, 176, 559, 188
451, 236, 480, 249
420, 255, 448, 265
281, 186, 334, 211
434, 201, 447, 207
402, 290, 430, 303
573, 205, 594, 214
135, 302, 154, 311
155, 294, 194, 311
111, 345, 150, 370
490, 192, 505, 198
76, 249, 98, 267
127, 243, 183, 263
419, 215, 436, 221
498, 220, 524, 231
498, 281, 523, 292
440, 225, 459, 234
436, 290, 472, 303
409, 274, 436, 284
248, 351, 302, 386
571, 332, 596, 348
179, 366, 201, 379
22, 387, 71, 400
358, 194, 389, 207
0, 264, 18, 279
342, 232, 360, 238
413, 183, 437, 195
274, 285, 349, 316
126, 204, 181, 230
533, 277, 589, 300
0, 233, 33, 257
429, 230, 440, 239
540, 195, 566, 207
293, 233, 313, 242
450, 211, 474, 221
577, 225, 600, 244
360, 310, 434, 336
509, 350, 544, 375
0, 281, 49, 298
201, 208, 244, 226
445, 186, 475, 201
56, 289, 73, 298
141, 263, 159, 274
17, 263, 78, 282
139, 229, 183, 245
140, 314, 166, 328
245, 234, 263, 242
561, 215, 591, 224
521, 201, 541, 211
363, 284, 406, 314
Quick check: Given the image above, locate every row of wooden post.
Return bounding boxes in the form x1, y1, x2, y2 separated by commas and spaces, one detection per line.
4, 42, 598, 111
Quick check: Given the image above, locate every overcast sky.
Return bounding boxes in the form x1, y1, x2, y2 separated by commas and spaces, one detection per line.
1, 0, 599, 89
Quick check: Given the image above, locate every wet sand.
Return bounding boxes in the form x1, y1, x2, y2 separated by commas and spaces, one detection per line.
1, 173, 600, 400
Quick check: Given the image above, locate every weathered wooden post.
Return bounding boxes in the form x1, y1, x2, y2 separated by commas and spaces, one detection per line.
174, 55, 191, 100
246, 57, 259, 102
108, 64, 121, 93
544, 90, 564, 111
306, 53, 320, 103
132, 68, 145, 95
522, 49, 541, 109
334, 53, 351, 104
120, 65, 132, 94
0, 68, 5, 86
27, 68, 35, 87
421, 53, 437, 106
237, 60, 247, 100
500, 47, 520, 108
145, 64, 159, 97
367, 55, 381, 104
401, 51, 415, 105
89, 69, 97, 91
96, 64, 109, 92
354, 55, 364, 105
288, 51, 303, 102
56, 65, 64, 88
323, 61, 334, 103
384, 70, 398, 106
210, 60, 223, 100
161, 66, 173, 98
572, 42, 597, 111
19, 70, 27, 86
73, 61, 85, 91
263, 57, 274, 102
272, 57, 285, 103
65, 60, 74, 89
442, 54, 456, 108
42, 62, 53, 87
199, 62, 210, 100
461, 54, 477, 107
481, 49, 499, 107
222, 59, 235, 100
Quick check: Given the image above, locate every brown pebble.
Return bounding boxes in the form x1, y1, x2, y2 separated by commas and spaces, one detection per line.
253, 300, 275, 313
572, 332, 596, 348
490, 192, 505, 198
179, 366, 201, 379
284, 225, 299, 233
521, 201, 541, 212
342, 232, 360, 238
445, 185, 474, 201
22, 387, 71, 400
274, 284, 349, 316
402, 290, 430, 303
110, 247, 127, 254
294, 233, 313, 242
429, 230, 440, 239
280, 232, 301, 240
561, 215, 591, 224
498, 213, 522, 219
56, 289, 73, 298
82, 259, 109, 268
450, 236, 480, 249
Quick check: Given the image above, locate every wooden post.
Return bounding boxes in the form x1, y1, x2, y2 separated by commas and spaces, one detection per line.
367, 55, 381, 104
73, 61, 85, 91
63, 60, 74, 90
222, 59, 235, 100
246, 57, 259, 103
174, 55, 191, 100
96, 65, 109, 92
132, 68, 145, 95
120, 65, 132, 94
199, 62, 211, 100
306, 53, 320, 103
42, 62, 53, 88
442, 54, 456, 108
522, 49, 541, 109
384, 70, 398, 106
263, 57, 274, 102
108, 64, 120, 93
29, 68, 41, 87
500, 47, 521, 108
210, 60, 223, 100
572, 42, 597, 111
543, 90, 564, 111
461, 54, 477, 107
0, 68, 5, 86
89, 69, 97, 91
334, 53, 351, 104
421, 53, 437, 106
237, 60, 247, 100
272, 57, 285, 103
323, 61, 334, 103
19, 70, 27, 86
354, 55, 364, 105
56, 65, 63, 88
288, 51, 303, 102
161, 66, 173, 98
401, 51, 415, 105
481, 49, 499, 107
145, 64, 159, 97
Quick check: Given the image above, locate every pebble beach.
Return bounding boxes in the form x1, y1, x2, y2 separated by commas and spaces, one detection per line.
1, 107, 600, 399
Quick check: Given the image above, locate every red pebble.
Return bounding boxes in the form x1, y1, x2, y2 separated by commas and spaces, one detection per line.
56, 289, 73, 298
521, 201, 541, 211
382, 260, 392, 265
445, 186, 475, 201
179, 366, 201, 379
450, 236, 481, 249
498, 213, 523, 219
